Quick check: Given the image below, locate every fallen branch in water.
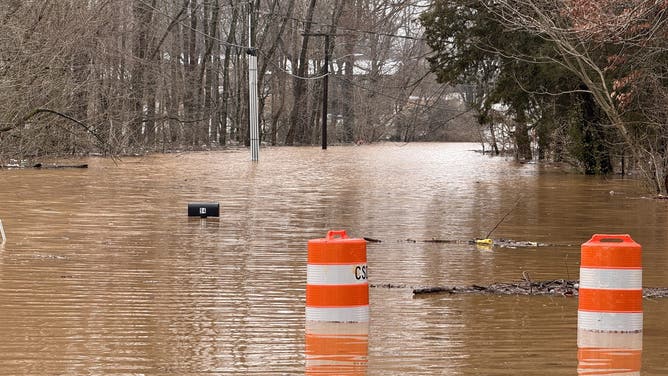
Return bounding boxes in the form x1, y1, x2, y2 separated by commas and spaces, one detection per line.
413, 279, 578, 297
411, 279, 668, 298
370, 283, 409, 289
485, 196, 523, 239
1, 163, 88, 169
367, 237, 562, 248
363, 237, 382, 243
33, 163, 88, 169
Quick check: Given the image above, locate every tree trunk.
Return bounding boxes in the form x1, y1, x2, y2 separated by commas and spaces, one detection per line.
130, 0, 155, 147
257, 0, 295, 145
219, 4, 238, 146
145, 61, 157, 147
201, 0, 219, 146
285, 0, 317, 145
489, 122, 499, 155
183, 0, 199, 146
579, 89, 612, 174
342, 35, 356, 143
168, 8, 182, 145
514, 117, 532, 161
209, 0, 220, 145
270, 62, 287, 145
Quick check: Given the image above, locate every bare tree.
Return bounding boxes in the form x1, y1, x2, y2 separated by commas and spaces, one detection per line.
284, 0, 318, 145
0, 0, 475, 162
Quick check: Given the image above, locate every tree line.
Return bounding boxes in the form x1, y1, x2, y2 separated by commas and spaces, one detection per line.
4, 1, 667, 194
0, 0, 474, 163
421, 0, 668, 194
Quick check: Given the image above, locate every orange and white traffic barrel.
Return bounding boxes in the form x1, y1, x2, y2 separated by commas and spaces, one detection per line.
306, 230, 368, 322
578, 234, 642, 333
305, 321, 368, 375
577, 330, 642, 375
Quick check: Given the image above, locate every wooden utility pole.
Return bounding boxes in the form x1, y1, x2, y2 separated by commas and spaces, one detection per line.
321, 34, 330, 150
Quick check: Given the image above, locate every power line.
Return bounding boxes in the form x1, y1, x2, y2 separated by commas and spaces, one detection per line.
261, 58, 332, 80
138, 0, 249, 50
137, 0, 447, 96
256, 10, 426, 41
331, 74, 463, 113
137, 0, 428, 55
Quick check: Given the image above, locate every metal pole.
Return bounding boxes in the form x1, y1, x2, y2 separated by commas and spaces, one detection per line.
247, 3, 259, 161
321, 35, 329, 150
248, 50, 259, 161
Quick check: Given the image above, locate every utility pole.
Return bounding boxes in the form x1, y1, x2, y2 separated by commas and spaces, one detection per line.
321, 34, 329, 150
303, 32, 330, 150
248, 2, 260, 161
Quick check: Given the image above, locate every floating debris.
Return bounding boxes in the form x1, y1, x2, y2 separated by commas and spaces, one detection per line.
33, 163, 88, 169
412, 279, 668, 298
370, 283, 409, 289
413, 279, 578, 296
474, 238, 493, 246
363, 237, 382, 243
0, 162, 88, 169
423, 238, 459, 244
493, 238, 547, 248
373, 237, 559, 248
32, 253, 68, 261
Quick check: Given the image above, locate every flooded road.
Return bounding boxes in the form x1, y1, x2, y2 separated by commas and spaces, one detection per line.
0, 142, 667, 375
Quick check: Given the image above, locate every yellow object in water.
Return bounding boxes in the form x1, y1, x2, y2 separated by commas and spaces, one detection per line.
475, 238, 493, 245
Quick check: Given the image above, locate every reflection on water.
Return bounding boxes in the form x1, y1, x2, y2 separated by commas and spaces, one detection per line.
0, 143, 667, 374
578, 330, 642, 375
305, 322, 368, 375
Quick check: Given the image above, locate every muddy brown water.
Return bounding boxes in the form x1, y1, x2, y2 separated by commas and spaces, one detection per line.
0, 143, 667, 375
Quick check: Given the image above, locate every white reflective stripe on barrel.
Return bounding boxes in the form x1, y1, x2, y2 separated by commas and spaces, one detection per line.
579, 268, 642, 290
578, 311, 643, 332
306, 321, 369, 336
307, 264, 368, 285
577, 330, 642, 350
579, 369, 640, 376
306, 306, 369, 323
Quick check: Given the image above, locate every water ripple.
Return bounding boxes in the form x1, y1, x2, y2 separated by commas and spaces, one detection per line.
0, 144, 667, 374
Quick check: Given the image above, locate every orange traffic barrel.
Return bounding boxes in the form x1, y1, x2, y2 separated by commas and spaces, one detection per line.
305, 321, 368, 375
577, 329, 642, 375
578, 234, 642, 332
306, 230, 368, 322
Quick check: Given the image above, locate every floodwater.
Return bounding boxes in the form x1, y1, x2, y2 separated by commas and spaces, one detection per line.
0, 142, 667, 375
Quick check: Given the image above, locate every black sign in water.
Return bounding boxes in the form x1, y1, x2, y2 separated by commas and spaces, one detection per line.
187, 202, 220, 218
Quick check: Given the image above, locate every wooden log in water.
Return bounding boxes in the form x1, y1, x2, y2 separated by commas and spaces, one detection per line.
1, 163, 88, 169
33, 163, 88, 169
